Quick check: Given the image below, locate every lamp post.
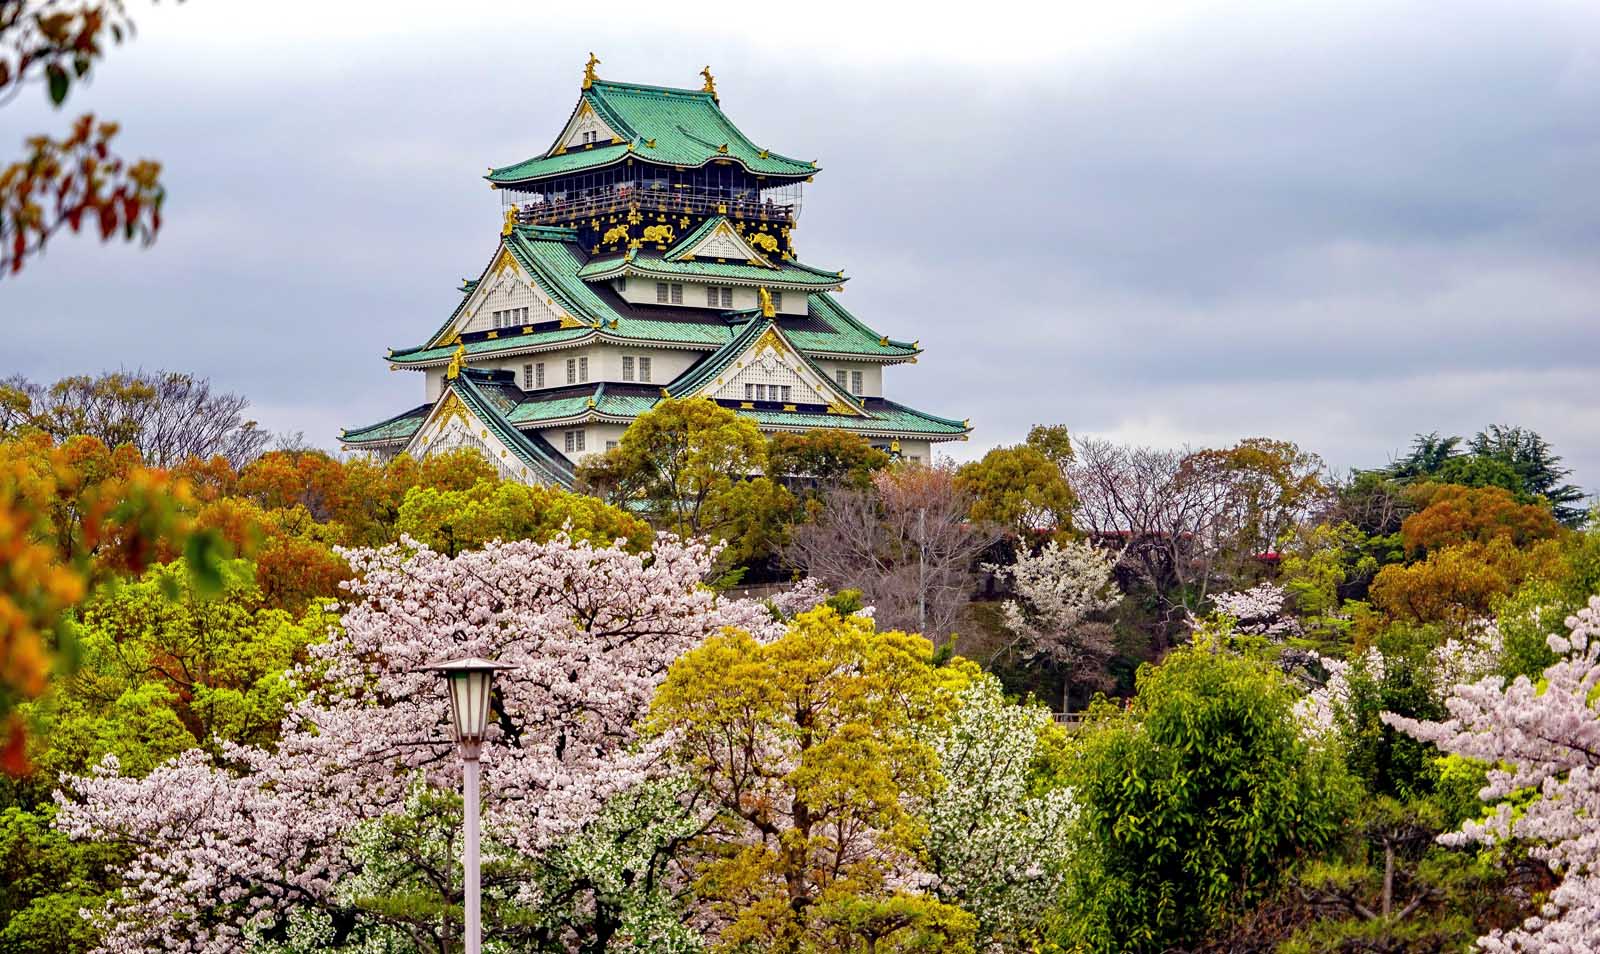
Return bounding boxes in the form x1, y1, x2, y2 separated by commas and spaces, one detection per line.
422, 657, 516, 954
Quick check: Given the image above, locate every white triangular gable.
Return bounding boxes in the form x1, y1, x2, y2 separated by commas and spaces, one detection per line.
402, 387, 552, 486
434, 247, 582, 344
700, 326, 862, 415
553, 98, 621, 152
680, 219, 771, 266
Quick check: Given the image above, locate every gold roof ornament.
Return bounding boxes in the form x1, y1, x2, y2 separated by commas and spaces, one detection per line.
583, 52, 601, 89
502, 207, 518, 237
446, 342, 466, 380
759, 286, 776, 318
700, 65, 718, 101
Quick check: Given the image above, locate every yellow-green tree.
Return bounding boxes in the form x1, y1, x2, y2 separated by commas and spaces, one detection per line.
955, 443, 1076, 539
395, 478, 652, 556
649, 606, 979, 954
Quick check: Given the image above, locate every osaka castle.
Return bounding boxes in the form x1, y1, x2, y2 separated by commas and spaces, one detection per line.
340, 57, 971, 486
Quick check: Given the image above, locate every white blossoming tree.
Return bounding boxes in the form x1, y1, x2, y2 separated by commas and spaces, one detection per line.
1209, 581, 1304, 639
56, 534, 789, 954
1383, 596, 1600, 953
988, 539, 1122, 712
918, 675, 1076, 953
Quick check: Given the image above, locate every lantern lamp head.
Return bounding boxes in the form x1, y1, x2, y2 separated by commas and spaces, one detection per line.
421, 657, 517, 746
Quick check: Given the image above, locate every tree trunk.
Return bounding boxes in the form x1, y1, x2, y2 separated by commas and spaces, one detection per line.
1382, 838, 1394, 919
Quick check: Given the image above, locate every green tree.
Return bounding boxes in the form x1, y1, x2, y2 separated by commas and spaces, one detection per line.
25, 557, 330, 781
1059, 645, 1355, 953
575, 397, 793, 568
767, 428, 889, 493
0, 804, 123, 954
1382, 426, 1587, 527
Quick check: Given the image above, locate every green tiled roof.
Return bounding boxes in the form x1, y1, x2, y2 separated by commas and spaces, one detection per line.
392, 228, 916, 365
663, 215, 756, 262
661, 318, 767, 398
662, 317, 866, 414
491, 143, 632, 182
393, 325, 596, 366
488, 80, 815, 185
742, 399, 970, 437
342, 404, 430, 445
452, 372, 575, 486
786, 294, 919, 359
577, 251, 843, 289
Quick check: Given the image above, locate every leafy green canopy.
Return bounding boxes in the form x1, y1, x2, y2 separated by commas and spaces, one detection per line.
1382, 426, 1587, 527
1059, 646, 1356, 953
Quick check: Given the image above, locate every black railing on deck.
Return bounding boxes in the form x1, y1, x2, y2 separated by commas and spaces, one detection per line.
510, 186, 796, 229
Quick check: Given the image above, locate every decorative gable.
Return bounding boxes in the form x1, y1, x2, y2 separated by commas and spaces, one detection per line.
405, 392, 542, 484
553, 98, 621, 153
674, 218, 774, 267
694, 325, 863, 415
433, 247, 587, 344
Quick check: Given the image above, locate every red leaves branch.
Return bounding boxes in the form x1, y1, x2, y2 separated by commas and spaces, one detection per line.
0, 111, 163, 274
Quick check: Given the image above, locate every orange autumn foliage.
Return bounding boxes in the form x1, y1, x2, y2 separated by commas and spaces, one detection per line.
0, 434, 215, 770
1400, 483, 1563, 558
1369, 537, 1565, 628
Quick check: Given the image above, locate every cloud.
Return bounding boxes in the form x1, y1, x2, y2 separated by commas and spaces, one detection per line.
2, 0, 1598, 493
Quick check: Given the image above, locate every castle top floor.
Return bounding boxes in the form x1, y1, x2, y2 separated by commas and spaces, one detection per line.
487, 60, 816, 230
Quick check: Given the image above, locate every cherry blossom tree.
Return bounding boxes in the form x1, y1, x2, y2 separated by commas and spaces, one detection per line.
1383, 597, 1600, 952
987, 538, 1121, 712
56, 533, 788, 954
1208, 581, 1303, 639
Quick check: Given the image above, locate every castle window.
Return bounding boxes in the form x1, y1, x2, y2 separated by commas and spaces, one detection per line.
606, 440, 618, 451
771, 291, 782, 310
706, 286, 733, 308
851, 370, 863, 396
492, 306, 529, 330
579, 356, 589, 382
622, 356, 635, 381
657, 283, 682, 304
780, 385, 792, 402
523, 363, 533, 389
638, 356, 651, 382
535, 362, 545, 388
564, 430, 586, 453
656, 283, 668, 303
835, 369, 847, 389
670, 284, 683, 304
745, 383, 754, 400
566, 358, 576, 384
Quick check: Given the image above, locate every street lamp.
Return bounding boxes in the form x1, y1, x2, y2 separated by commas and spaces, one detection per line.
422, 657, 516, 954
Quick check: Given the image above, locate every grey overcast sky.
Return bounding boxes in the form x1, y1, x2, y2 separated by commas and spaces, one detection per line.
4, 0, 1600, 485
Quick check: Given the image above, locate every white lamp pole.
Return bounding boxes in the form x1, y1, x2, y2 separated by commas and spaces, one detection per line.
422, 657, 515, 954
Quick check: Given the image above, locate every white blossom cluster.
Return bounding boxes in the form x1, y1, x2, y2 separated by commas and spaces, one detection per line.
1384, 596, 1600, 952
1209, 581, 1303, 639
917, 676, 1077, 952
989, 539, 1121, 666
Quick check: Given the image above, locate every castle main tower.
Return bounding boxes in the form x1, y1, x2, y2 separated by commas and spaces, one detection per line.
342, 58, 969, 484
